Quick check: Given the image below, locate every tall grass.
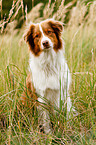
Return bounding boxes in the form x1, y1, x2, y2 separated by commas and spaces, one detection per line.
0, 0, 96, 144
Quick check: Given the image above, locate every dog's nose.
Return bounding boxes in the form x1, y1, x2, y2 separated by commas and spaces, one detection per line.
42, 40, 49, 48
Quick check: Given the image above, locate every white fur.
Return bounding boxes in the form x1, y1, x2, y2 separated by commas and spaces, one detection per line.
39, 24, 53, 50
29, 22, 72, 133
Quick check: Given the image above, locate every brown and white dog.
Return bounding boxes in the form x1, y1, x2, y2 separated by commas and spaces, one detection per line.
22, 19, 72, 133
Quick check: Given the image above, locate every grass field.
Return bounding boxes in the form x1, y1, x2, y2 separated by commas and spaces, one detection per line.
0, 1, 96, 145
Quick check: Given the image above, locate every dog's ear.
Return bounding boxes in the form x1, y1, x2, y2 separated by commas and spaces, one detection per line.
48, 19, 63, 34
24, 24, 35, 42
24, 24, 35, 50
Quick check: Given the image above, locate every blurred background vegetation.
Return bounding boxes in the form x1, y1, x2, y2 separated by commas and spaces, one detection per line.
0, 0, 95, 30
1, 0, 73, 20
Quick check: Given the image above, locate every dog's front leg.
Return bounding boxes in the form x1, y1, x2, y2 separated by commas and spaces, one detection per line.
38, 96, 51, 133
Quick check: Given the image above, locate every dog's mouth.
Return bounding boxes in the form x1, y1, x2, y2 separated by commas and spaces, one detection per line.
44, 45, 50, 49
43, 46, 51, 51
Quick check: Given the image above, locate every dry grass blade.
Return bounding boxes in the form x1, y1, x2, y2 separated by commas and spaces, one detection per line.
53, 0, 76, 21
26, 3, 44, 23
0, 0, 24, 33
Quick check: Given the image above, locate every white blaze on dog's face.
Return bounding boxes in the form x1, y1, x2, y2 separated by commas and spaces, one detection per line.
24, 19, 63, 56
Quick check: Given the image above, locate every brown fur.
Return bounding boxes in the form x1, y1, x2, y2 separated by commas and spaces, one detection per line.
24, 19, 63, 56
21, 20, 63, 107
20, 73, 38, 107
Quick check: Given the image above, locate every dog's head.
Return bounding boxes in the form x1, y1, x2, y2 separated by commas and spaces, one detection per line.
24, 19, 63, 56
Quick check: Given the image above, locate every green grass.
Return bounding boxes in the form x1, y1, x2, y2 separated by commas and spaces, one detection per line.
0, 21, 96, 145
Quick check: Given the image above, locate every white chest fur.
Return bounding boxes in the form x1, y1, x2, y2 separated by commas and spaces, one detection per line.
29, 49, 71, 107
29, 50, 61, 91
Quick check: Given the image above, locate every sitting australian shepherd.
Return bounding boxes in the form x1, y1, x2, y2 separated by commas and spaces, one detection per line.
22, 19, 72, 133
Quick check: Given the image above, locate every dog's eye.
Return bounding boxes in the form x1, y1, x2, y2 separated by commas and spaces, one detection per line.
47, 30, 52, 34
35, 34, 39, 38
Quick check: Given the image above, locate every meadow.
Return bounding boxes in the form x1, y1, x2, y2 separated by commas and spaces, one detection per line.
0, 1, 96, 144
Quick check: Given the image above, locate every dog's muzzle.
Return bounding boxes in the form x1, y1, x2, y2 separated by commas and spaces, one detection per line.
42, 40, 50, 49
